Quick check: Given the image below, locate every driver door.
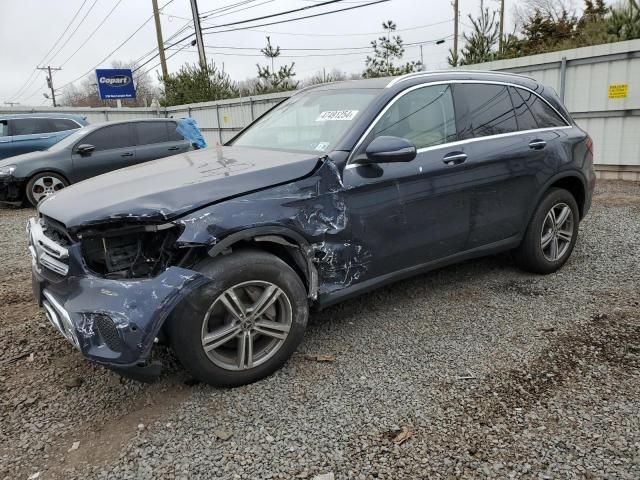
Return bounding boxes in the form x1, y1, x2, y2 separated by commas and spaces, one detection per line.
342, 83, 472, 280
71, 123, 137, 182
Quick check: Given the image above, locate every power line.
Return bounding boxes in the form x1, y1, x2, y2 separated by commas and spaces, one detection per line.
46, 0, 100, 65
54, 0, 177, 93
201, 0, 346, 30
200, 0, 258, 17
7, 0, 89, 101
203, 0, 391, 35
138, 0, 391, 76
59, 0, 124, 67
242, 19, 453, 37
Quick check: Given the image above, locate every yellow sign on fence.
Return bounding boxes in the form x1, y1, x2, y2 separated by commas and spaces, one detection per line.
608, 84, 629, 99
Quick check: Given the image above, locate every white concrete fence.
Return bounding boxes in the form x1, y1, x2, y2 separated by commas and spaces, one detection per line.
2, 39, 638, 180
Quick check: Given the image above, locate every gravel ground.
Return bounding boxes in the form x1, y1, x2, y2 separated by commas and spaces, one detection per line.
1, 180, 639, 480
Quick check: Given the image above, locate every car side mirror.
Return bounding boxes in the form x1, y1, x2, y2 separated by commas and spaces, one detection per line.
76, 144, 95, 155
356, 136, 417, 165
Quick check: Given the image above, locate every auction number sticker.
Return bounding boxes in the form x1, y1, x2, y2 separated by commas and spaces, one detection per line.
316, 110, 359, 121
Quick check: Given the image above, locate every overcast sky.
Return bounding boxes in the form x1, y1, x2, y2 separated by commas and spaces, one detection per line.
0, 0, 523, 106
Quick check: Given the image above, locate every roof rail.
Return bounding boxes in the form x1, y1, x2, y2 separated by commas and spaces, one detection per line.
386, 69, 535, 88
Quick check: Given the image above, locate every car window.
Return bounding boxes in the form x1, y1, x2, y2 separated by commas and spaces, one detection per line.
454, 83, 518, 139
81, 124, 134, 152
49, 118, 80, 132
232, 88, 380, 153
9, 118, 51, 136
166, 121, 184, 141
517, 88, 568, 128
369, 84, 457, 149
0, 120, 8, 137
136, 122, 170, 145
509, 87, 539, 131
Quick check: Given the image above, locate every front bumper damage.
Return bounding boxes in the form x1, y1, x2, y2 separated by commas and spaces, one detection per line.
27, 218, 210, 381
0, 177, 26, 204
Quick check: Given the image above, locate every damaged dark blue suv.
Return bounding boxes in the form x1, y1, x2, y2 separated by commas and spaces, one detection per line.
28, 71, 595, 386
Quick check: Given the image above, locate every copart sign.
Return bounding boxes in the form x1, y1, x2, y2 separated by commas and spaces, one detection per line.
95, 69, 136, 100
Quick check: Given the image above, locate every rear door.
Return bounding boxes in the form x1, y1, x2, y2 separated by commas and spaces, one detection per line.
0, 120, 12, 160
8, 118, 55, 155
450, 82, 553, 249
70, 123, 137, 181
133, 121, 189, 164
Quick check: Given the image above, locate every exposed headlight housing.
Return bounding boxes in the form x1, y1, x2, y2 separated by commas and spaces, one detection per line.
0, 165, 16, 177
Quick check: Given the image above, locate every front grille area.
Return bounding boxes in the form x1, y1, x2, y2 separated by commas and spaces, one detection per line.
94, 314, 123, 352
28, 217, 70, 276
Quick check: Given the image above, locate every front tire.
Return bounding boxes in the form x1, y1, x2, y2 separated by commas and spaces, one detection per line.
514, 188, 580, 274
25, 172, 68, 207
167, 250, 308, 387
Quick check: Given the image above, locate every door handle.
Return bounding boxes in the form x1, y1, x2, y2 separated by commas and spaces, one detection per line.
529, 139, 547, 150
167, 146, 180, 151
442, 152, 468, 166
121, 152, 134, 157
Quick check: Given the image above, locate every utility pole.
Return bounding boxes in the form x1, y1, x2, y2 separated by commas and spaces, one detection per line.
189, 0, 207, 67
498, 0, 505, 53
151, 0, 168, 79
37, 66, 62, 107
420, 44, 424, 71
452, 0, 459, 66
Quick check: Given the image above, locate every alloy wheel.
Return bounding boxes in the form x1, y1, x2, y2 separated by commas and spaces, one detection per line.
31, 176, 65, 203
200, 280, 293, 371
540, 202, 574, 262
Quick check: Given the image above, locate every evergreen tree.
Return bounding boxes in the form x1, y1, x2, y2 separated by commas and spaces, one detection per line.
455, 7, 500, 65
256, 36, 299, 93
160, 61, 237, 107
363, 21, 421, 78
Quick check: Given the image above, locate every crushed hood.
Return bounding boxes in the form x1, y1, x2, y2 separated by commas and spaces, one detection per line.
39, 145, 322, 230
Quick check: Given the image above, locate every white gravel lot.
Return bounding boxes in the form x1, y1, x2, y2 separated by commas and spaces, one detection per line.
0, 180, 639, 480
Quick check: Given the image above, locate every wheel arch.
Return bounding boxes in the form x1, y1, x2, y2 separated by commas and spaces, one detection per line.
206, 226, 319, 301
529, 171, 587, 223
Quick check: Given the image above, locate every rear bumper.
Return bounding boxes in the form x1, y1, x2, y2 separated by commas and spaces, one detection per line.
0, 177, 25, 204
27, 218, 210, 376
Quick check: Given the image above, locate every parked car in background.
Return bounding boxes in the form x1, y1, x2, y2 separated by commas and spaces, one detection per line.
0, 119, 190, 206
28, 71, 595, 386
0, 113, 87, 160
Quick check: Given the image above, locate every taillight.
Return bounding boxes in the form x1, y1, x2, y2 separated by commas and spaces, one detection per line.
585, 136, 594, 154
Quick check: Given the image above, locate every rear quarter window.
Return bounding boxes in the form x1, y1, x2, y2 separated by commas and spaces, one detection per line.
0, 120, 8, 137
49, 118, 80, 132
517, 88, 568, 128
454, 83, 518, 139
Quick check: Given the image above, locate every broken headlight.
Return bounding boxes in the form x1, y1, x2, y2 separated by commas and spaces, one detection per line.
81, 226, 181, 279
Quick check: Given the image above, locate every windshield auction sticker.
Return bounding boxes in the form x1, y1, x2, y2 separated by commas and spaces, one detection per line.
316, 110, 359, 121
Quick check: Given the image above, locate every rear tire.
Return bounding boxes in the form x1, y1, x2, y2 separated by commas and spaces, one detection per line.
25, 172, 68, 207
514, 188, 579, 274
167, 249, 308, 387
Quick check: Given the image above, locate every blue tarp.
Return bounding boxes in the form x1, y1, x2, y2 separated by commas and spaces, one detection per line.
176, 118, 207, 149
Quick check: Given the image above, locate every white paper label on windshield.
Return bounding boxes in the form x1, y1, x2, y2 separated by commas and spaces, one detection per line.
316, 110, 359, 122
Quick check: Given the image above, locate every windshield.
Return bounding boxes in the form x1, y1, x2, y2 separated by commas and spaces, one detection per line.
231, 88, 380, 153
47, 127, 91, 152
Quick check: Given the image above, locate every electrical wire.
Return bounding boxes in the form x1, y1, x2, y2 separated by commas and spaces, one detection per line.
203, 0, 391, 35
7, 0, 89, 101
54, 0, 177, 93
46, 0, 101, 65
59, 0, 124, 67
201, 0, 346, 29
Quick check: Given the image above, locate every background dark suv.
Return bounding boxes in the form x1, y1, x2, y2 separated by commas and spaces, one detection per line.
0, 119, 190, 206
0, 113, 87, 160
30, 71, 595, 386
